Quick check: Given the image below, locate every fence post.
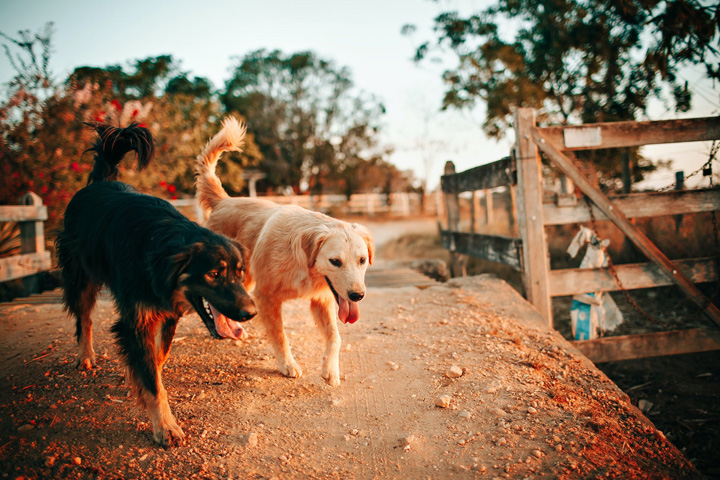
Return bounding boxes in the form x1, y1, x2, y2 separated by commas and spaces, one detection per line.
514, 109, 552, 325
19, 192, 45, 296
674, 171, 685, 231
507, 186, 517, 236
470, 191, 480, 233
484, 190, 494, 226
444, 161, 467, 277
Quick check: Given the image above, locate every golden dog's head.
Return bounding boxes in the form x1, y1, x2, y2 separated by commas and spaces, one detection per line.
303, 222, 374, 324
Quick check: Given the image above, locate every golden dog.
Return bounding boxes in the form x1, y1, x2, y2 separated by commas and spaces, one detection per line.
195, 118, 374, 385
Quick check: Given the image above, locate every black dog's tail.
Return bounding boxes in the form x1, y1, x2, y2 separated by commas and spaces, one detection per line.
84, 122, 155, 185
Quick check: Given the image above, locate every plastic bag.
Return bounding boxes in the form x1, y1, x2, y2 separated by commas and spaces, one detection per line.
567, 227, 624, 340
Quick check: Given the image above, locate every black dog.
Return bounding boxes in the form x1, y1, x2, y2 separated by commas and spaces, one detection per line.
56, 122, 256, 446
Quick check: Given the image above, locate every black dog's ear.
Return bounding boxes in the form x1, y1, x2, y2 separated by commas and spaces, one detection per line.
150, 242, 204, 303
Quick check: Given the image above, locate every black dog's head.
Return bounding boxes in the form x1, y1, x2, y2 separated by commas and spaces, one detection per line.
156, 237, 256, 340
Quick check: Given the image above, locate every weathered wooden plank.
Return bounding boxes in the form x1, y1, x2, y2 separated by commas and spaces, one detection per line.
443, 162, 467, 277
439, 230, 522, 271
550, 257, 717, 297
18, 192, 46, 295
533, 127, 720, 327
543, 188, 720, 225
515, 109, 552, 324
0, 251, 52, 283
572, 328, 720, 364
0, 205, 48, 222
538, 116, 720, 151
441, 156, 515, 194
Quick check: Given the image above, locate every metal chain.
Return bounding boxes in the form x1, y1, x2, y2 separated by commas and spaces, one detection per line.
656, 140, 718, 192
583, 196, 663, 326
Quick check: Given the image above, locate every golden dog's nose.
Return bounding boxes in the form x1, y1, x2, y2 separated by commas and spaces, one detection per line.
348, 291, 364, 302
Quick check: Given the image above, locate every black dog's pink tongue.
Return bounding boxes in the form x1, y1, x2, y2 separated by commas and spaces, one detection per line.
337, 297, 360, 324
209, 305, 246, 339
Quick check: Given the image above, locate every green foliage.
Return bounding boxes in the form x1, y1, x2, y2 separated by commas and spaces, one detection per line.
1, 23, 406, 238
0, 28, 261, 230
0, 22, 55, 97
222, 49, 391, 194
406, 0, 719, 190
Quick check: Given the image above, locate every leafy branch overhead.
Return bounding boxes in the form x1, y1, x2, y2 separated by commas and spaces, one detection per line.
406, 0, 719, 136
404, 0, 719, 191
1, 25, 410, 232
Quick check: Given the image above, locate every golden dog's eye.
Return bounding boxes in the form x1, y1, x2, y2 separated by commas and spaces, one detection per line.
329, 258, 342, 267
359, 257, 366, 265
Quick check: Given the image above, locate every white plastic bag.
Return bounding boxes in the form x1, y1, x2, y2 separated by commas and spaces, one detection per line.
567, 227, 624, 340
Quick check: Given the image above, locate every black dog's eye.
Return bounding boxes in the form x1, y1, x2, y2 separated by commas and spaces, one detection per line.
329, 258, 342, 267
206, 270, 220, 280
359, 257, 366, 265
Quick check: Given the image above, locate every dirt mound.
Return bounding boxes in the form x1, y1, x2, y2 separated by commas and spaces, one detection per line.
0, 276, 701, 479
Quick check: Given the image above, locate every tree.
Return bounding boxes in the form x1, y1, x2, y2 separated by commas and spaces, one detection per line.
0, 22, 55, 99
405, 0, 719, 191
0, 29, 261, 230
0, 22, 90, 230
221, 49, 386, 194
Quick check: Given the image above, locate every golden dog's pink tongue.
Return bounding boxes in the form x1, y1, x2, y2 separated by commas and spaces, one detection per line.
337, 297, 360, 324
210, 305, 246, 339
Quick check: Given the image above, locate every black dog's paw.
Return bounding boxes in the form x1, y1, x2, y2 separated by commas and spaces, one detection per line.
153, 420, 186, 447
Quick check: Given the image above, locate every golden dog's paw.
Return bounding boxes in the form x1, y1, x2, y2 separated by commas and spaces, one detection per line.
279, 361, 303, 379
153, 420, 185, 447
322, 370, 341, 387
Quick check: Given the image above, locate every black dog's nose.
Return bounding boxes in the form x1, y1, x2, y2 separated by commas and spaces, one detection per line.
240, 303, 257, 321
348, 291, 364, 302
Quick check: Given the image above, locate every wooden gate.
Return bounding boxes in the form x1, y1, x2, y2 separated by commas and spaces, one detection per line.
441, 110, 720, 362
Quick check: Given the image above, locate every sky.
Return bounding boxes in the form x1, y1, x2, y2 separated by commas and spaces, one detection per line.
1, 0, 718, 191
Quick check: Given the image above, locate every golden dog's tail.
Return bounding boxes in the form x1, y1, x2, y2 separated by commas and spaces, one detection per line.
195, 116, 247, 214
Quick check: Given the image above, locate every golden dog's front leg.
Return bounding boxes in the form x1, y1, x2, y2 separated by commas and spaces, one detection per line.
257, 296, 303, 379
310, 295, 341, 386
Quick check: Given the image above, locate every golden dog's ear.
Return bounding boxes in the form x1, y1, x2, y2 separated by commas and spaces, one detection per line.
301, 226, 329, 268
353, 224, 375, 265
229, 239, 250, 265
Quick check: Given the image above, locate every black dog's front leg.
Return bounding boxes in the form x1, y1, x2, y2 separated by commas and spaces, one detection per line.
157, 315, 179, 368
112, 312, 185, 446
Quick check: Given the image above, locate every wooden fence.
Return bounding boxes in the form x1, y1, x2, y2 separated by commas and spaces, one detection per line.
441, 109, 720, 362
172, 191, 445, 223
0, 192, 52, 294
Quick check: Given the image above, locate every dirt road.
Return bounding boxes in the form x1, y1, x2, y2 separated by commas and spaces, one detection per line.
0, 275, 700, 479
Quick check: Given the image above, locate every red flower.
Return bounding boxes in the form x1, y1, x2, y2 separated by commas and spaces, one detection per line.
111, 99, 122, 111
71, 162, 80, 172
159, 181, 167, 187
131, 109, 139, 118
93, 110, 106, 122
168, 184, 176, 193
